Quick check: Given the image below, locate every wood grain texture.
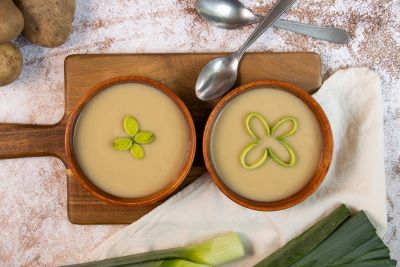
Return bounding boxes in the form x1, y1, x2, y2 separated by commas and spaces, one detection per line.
0, 52, 322, 224
0, 122, 66, 162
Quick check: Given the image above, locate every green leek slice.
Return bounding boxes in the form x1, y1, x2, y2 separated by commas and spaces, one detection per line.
245, 112, 270, 140
130, 143, 144, 160
267, 141, 296, 167
271, 116, 298, 138
112, 138, 133, 151
123, 115, 139, 137
240, 142, 268, 170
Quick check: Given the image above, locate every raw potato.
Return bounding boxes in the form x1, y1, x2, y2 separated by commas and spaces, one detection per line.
0, 43, 23, 86
0, 0, 24, 42
14, 0, 76, 47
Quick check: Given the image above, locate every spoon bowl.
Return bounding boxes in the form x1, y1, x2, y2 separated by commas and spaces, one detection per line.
196, 0, 258, 29
196, 54, 239, 101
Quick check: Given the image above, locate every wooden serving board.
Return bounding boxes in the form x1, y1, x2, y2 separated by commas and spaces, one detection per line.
0, 53, 322, 224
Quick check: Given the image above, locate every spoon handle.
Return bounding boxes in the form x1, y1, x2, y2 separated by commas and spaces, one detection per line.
271, 19, 351, 44
236, 0, 296, 56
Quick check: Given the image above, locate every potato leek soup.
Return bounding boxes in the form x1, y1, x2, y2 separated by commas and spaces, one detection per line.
211, 88, 323, 202
73, 82, 189, 198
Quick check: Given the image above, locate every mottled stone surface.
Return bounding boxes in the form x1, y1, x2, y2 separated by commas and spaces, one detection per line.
0, 0, 398, 265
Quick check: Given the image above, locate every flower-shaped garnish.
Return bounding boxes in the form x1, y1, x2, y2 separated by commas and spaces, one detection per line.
240, 112, 298, 170
112, 115, 155, 159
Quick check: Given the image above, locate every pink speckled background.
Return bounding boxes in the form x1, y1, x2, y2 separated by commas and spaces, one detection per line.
0, 0, 399, 266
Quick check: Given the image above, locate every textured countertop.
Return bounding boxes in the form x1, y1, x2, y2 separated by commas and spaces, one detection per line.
0, 0, 399, 265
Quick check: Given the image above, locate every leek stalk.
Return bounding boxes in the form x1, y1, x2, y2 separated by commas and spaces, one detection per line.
65, 232, 245, 267
128, 259, 211, 267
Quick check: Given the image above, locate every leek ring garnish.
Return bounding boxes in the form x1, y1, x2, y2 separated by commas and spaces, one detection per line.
245, 112, 271, 140
240, 142, 269, 170
268, 142, 296, 167
240, 113, 298, 169
271, 116, 298, 138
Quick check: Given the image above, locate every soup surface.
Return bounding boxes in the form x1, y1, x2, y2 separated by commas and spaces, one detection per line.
211, 88, 322, 202
74, 83, 189, 198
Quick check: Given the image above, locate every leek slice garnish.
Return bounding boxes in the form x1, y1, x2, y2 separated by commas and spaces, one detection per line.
239, 142, 269, 170
245, 112, 271, 139
112, 115, 155, 160
240, 112, 298, 169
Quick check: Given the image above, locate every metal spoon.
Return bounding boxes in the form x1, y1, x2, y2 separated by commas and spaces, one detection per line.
196, 0, 351, 44
196, 0, 296, 101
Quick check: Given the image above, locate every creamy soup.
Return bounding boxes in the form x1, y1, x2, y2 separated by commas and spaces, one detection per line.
74, 83, 189, 198
211, 88, 322, 202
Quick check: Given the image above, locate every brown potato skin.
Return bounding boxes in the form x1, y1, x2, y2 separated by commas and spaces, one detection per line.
0, 43, 23, 86
0, 0, 24, 42
14, 0, 76, 47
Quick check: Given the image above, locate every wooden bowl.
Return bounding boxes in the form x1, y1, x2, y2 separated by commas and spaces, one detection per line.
65, 76, 196, 206
203, 80, 333, 211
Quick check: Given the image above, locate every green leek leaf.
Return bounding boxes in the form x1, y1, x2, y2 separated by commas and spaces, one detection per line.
290, 211, 377, 267
254, 204, 351, 267
352, 248, 391, 263
330, 259, 397, 267
332, 234, 387, 265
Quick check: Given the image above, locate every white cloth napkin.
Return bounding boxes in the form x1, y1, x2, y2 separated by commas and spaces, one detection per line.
87, 68, 387, 266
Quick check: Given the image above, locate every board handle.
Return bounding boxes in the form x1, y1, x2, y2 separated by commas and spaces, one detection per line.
0, 120, 66, 163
